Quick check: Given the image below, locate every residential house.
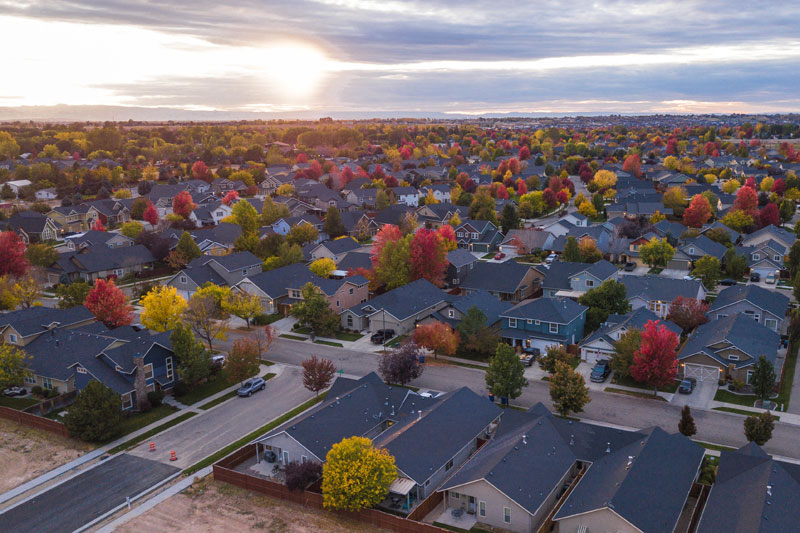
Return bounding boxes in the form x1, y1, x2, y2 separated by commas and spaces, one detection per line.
739, 239, 787, 278
454, 219, 504, 253
579, 308, 681, 364
306, 238, 362, 263
3, 211, 59, 243
165, 252, 262, 300
679, 235, 728, 262
34, 188, 57, 201
741, 224, 795, 251
542, 260, 619, 299
620, 275, 706, 319
0, 306, 96, 348
421, 183, 451, 203
460, 261, 543, 303
5, 179, 32, 196
161, 223, 242, 256
709, 284, 789, 333
65, 230, 134, 251
192, 199, 232, 227
345, 187, 379, 208
332, 251, 371, 277
446, 248, 479, 287
47, 244, 156, 285
699, 221, 741, 245
391, 186, 421, 207
678, 314, 782, 384
498, 229, 555, 256
606, 202, 673, 220
48, 204, 97, 233
499, 297, 587, 355
425, 291, 513, 330
416, 203, 469, 229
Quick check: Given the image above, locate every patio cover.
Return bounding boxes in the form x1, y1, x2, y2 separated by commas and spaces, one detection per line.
388, 477, 415, 495
554, 290, 584, 298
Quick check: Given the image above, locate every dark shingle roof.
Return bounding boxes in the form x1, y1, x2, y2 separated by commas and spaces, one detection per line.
335, 251, 372, 271
446, 248, 478, 269
679, 314, 781, 368
0, 306, 94, 338
620, 275, 703, 303
449, 291, 513, 327
542, 260, 618, 291
314, 237, 361, 255
709, 284, 789, 320
346, 279, 447, 320
244, 263, 367, 299
502, 297, 587, 324
461, 261, 534, 294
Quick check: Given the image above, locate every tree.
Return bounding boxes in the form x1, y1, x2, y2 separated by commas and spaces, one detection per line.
457, 306, 500, 359
185, 292, 229, 351
172, 190, 196, 219
0, 231, 29, 277
630, 320, 679, 395
84, 279, 133, 328
285, 460, 323, 492
287, 223, 319, 247
577, 237, 603, 263
720, 210, 754, 233
469, 189, 498, 225
667, 297, 709, 332
733, 186, 758, 217
323, 206, 346, 238
379, 342, 424, 386
744, 411, 775, 446
759, 203, 780, 228
224, 291, 262, 327
261, 197, 290, 225
683, 194, 712, 228
226, 338, 261, 385
639, 238, 675, 268
25, 243, 58, 268
140, 285, 188, 332
322, 436, 396, 512
175, 231, 202, 261
376, 189, 391, 210
563, 236, 581, 262
309, 257, 336, 278
500, 203, 520, 234
724, 247, 748, 279
663, 186, 688, 217
540, 346, 572, 374
64, 381, 123, 442
592, 169, 618, 189
485, 343, 528, 401
56, 281, 91, 309
221, 190, 239, 206
692, 255, 721, 290
788, 241, 800, 278
91, 218, 105, 232
169, 323, 211, 385
120, 221, 144, 239
413, 321, 459, 359
549, 360, 591, 417
192, 160, 212, 181
578, 280, 630, 333
291, 282, 339, 336
0, 343, 30, 389
409, 228, 449, 287
12, 276, 40, 309
622, 153, 642, 177
750, 355, 776, 404
678, 405, 697, 437
143, 202, 159, 225
302, 356, 336, 396
612, 328, 641, 379
371, 226, 411, 289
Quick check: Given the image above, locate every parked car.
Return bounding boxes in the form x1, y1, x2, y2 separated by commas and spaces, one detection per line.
237, 377, 266, 397
749, 272, 761, 282
3, 386, 27, 397
545, 253, 558, 264
519, 353, 534, 367
678, 377, 697, 394
370, 329, 396, 344
683, 275, 697, 281
494, 252, 506, 260
719, 279, 737, 286
623, 262, 636, 272
590, 360, 611, 383
211, 354, 226, 366
765, 272, 777, 284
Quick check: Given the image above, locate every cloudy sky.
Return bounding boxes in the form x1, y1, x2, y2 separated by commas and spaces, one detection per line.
2, 0, 800, 117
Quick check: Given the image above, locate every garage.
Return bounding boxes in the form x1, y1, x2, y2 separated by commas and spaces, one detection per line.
684, 363, 720, 382
581, 347, 614, 365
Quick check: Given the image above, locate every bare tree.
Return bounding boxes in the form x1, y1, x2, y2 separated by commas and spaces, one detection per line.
184, 294, 229, 352
302, 356, 337, 396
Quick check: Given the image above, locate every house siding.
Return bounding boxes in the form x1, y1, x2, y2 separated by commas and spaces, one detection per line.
259, 432, 320, 465
556, 508, 640, 533
711, 301, 783, 331
445, 480, 534, 533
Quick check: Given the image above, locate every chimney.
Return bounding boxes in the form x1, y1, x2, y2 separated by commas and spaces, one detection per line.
133, 353, 148, 411
606, 442, 611, 453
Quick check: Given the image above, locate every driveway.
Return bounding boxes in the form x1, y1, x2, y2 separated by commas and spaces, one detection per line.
670, 380, 717, 409
660, 268, 690, 279
1, 454, 179, 532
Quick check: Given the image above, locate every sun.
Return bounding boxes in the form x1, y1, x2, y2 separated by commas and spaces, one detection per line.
259, 42, 331, 101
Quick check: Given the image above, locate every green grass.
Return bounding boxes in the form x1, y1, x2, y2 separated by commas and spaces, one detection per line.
314, 339, 344, 347
613, 374, 679, 393
293, 326, 312, 334
199, 373, 277, 410
280, 334, 307, 341
648, 267, 664, 274
115, 404, 179, 440
712, 406, 780, 420
177, 374, 236, 406
481, 252, 495, 259
385, 334, 408, 348
334, 330, 363, 342
184, 393, 328, 475
776, 340, 798, 407
108, 412, 197, 454
0, 396, 40, 409
604, 387, 668, 401
713, 389, 757, 407
254, 313, 283, 325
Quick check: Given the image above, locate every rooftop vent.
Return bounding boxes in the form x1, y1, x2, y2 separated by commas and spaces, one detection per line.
606, 442, 611, 454
522, 435, 527, 445
767, 484, 773, 497
626, 456, 634, 469
570, 434, 574, 446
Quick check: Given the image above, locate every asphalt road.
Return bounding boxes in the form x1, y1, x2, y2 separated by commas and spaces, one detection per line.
0, 454, 179, 533
257, 336, 800, 460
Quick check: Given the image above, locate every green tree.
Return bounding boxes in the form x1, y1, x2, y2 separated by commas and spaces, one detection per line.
611, 328, 641, 379
0, 343, 30, 389
231, 199, 260, 235
322, 436, 396, 512
376, 189, 391, 210
639, 237, 675, 268
457, 306, 500, 359
290, 282, 339, 336
744, 411, 775, 446
25, 243, 59, 267
224, 291, 262, 327
169, 323, 211, 385
176, 231, 202, 261
323, 206, 346, 238
131, 197, 149, 220
750, 355, 776, 404
287, 223, 319, 247
500, 203, 520, 234
563, 236, 581, 262
780, 199, 795, 224
678, 405, 697, 437
485, 343, 528, 401
578, 279, 630, 333
226, 338, 261, 385
64, 381, 123, 442
540, 346, 571, 374
261, 196, 290, 225
549, 360, 591, 416
692, 255, 721, 290
724, 248, 747, 279
120, 221, 144, 239
787, 241, 800, 278
55, 281, 91, 309
469, 189, 498, 226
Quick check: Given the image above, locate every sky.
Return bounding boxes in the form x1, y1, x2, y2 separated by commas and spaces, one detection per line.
2, 0, 800, 118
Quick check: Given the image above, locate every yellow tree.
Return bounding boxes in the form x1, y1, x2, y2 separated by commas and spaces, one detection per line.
592, 169, 618, 189
12, 276, 40, 309
140, 285, 188, 332
223, 291, 262, 327
322, 436, 397, 512
0, 343, 30, 389
309, 258, 336, 278
424, 189, 439, 204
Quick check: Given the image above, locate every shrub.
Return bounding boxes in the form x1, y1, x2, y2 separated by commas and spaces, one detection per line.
147, 390, 164, 407
32, 385, 43, 396
173, 381, 189, 397
138, 400, 152, 413
285, 460, 322, 491
64, 381, 123, 442
252, 313, 271, 326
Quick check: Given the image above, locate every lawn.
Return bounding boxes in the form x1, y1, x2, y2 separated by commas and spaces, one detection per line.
334, 330, 363, 342
108, 412, 197, 455
385, 334, 408, 348
712, 406, 780, 420
314, 339, 343, 348
0, 396, 40, 410
293, 326, 312, 334
713, 389, 757, 407
648, 267, 664, 274
116, 404, 179, 441
481, 252, 495, 259
280, 333, 307, 341
613, 374, 679, 393
604, 387, 668, 401
177, 374, 236, 406
776, 340, 798, 407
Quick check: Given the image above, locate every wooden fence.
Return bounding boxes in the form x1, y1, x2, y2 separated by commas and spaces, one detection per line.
0, 406, 70, 438
213, 444, 449, 533
23, 390, 77, 416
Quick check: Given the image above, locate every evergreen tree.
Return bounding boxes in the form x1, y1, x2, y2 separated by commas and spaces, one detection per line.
549, 360, 591, 417
64, 381, 123, 442
485, 343, 528, 402
678, 405, 697, 437
323, 206, 346, 238
563, 236, 581, 262
176, 231, 202, 261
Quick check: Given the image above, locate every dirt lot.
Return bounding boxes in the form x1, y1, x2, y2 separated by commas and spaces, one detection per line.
117, 478, 388, 533
0, 419, 93, 493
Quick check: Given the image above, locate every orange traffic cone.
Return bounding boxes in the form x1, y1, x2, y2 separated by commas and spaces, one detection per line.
170, 450, 177, 461
149, 442, 156, 452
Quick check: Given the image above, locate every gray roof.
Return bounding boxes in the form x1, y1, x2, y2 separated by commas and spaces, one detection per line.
448, 291, 514, 327
0, 306, 94, 338
709, 284, 789, 320
502, 297, 587, 324
243, 262, 368, 299
461, 261, 534, 295
313, 237, 361, 255
681, 235, 728, 260
447, 248, 478, 269
679, 314, 781, 368
620, 274, 703, 303
542, 260, 618, 291
742, 224, 795, 247
335, 251, 372, 271
345, 278, 447, 320
53, 244, 155, 275
201, 251, 261, 272
580, 307, 681, 348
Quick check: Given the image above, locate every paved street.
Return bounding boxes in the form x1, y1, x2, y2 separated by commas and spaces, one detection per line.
1, 454, 179, 533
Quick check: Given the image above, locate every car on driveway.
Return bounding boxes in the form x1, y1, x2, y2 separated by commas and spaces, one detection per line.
237, 377, 266, 397
750, 272, 761, 282
678, 377, 697, 394
623, 262, 636, 272
765, 272, 777, 284
719, 279, 737, 286
590, 360, 611, 383
370, 329, 396, 344
494, 252, 506, 260
3, 386, 27, 397
545, 253, 558, 264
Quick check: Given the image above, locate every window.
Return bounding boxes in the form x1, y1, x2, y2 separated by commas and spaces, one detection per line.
24, 376, 36, 385
448, 309, 455, 319
585, 279, 594, 287
43, 377, 53, 390
508, 318, 517, 328
144, 364, 154, 380
504, 507, 511, 523
349, 288, 354, 295
283, 451, 290, 464
728, 354, 740, 361
335, 300, 340, 308
121, 393, 132, 409
216, 211, 223, 217
472, 232, 479, 239
527, 319, 532, 325
290, 289, 301, 299
549, 323, 558, 333
535, 320, 540, 326
76, 366, 87, 374
114, 269, 124, 276
179, 276, 187, 284
301, 455, 308, 463
753, 253, 760, 260
716, 314, 728, 319
479, 501, 486, 518
445, 458, 454, 471
165, 356, 174, 380
346, 316, 353, 327
775, 255, 782, 262
765, 318, 778, 331
689, 247, 695, 255
9, 334, 17, 343
452, 278, 459, 285
242, 268, 247, 275
457, 232, 463, 238
452, 492, 459, 499
747, 370, 755, 384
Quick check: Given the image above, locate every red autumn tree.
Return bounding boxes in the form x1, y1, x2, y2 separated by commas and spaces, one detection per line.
518, 146, 531, 160
508, 158, 521, 175
383, 175, 398, 188
309, 160, 323, 180
543, 189, 557, 209
409, 228, 449, 286
221, 190, 239, 205
771, 178, 786, 196
733, 186, 758, 217
172, 190, 196, 219
463, 178, 476, 193
192, 160, 212, 182
143, 202, 159, 225
340, 166, 354, 187
301, 355, 336, 396
666, 297, 709, 332
296, 153, 308, 164
84, 278, 134, 328
0, 231, 29, 277
516, 178, 528, 196
622, 153, 642, 178
630, 320, 679, 394
683, 194, 712, 228
436, 224, 457, 250
759, 203, 780, 228
744, 177, 757, 190
556, 189, 569, 205
371, 224, 403, 265
373, 164, 386, 181
495, 184, 510, 200
413, 322, 459, 359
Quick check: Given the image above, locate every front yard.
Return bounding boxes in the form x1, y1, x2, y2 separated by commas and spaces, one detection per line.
611, 374, 679, 394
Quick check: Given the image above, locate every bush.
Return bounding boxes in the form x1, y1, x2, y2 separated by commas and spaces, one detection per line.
285, 460, 322, 491
173, 381, 189, 397
32, 385, 43, 396
147, 390, 164, 407
64, 381, 123, 442
138, 400, 152, 413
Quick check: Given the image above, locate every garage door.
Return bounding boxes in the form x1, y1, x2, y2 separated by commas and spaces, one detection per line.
684, 364, 719, 382
582, 348, 613, 365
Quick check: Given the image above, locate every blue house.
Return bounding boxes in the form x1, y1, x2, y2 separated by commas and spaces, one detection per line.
499, 298, 587, 354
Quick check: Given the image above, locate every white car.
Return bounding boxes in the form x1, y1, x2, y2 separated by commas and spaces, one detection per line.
545, 254, 558, 264
211, 354, 226, 366
765, 273, 777, 284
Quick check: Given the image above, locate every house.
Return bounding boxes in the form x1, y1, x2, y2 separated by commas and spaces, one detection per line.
579, 308, 681, 364
620, 275, 706, 319
5, 179, 32, 196
235, 263, 369, 316
709, 284, 789, 333
65, 230, 134, 251
446, 248, 479, 287
48, 244, 156, 284
306, 238, 362, 263
440, 406, 703, 533
454, 219, 504, 253
0, 306, 96, 347
332, 251, 371, 277
34, 188, 57, 201
499, 297, 587, 355
741, 224, 795, 251
391, 186, 420, 207
416, 203, 469, 228
678, 314, 782, 384
161, 223, 242, 256
255, 373, 502, 511
679, 235, 728, 262
47, 204, 95, 233
340, 278, 449, 334
499, 229, 555, 255
739, 239, 787, 278
345, 187, 379, 208
606, 202, 673, 219
422, 290, 513, 332
192, 199, 232, 227
421, 183, 451, 203
542, 260, 619, 299
697, 442, 800, 533
3, 211, 59, 243
165, 251, 262, 300
460, 261, 543, 303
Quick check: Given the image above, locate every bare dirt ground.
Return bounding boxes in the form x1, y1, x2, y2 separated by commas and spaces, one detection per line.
0, 419, 93, 494
117, 477, 388, 533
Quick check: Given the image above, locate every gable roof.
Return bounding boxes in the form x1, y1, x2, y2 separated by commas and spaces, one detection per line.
313, 237, 361, 255
447, 248, 478, 269
461, 261, 534, 294
620, 274, 704, 303
542, 260, 618, 291
52, 244, 155, 275
345, 278, 447, 320
0, 306, 94, 339
580, 307, 681, 348
502, 297, 587, 324
447, 291, 514, 327
243, 262, 367, 299
679, 314, 781, 368
709, 284, 789, 319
